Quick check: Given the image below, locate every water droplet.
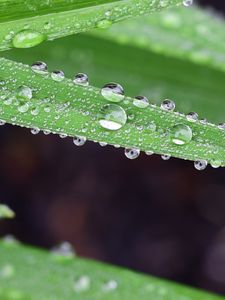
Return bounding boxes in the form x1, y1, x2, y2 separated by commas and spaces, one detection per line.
97, 19, 112, 29
31, 61, 48, 74
102, 280, 118, 292
0, 120, 6, 126
161, 99, 175, 111
2, 235, 19, 246
51, 242, 75, 261
218, 123, 225, 130
51, 70, 65, 82
186, 112, 198, 122
30, 106, 39, 116
31, 127, 40, 135
99, 142, 107, 147
133, 96, 149, 108
161, 154, 171, 160
73, 276, 91, 293
183, 0, 193, 7
59, 133, 67, 139
0, 204, 15, 219
98, 104, 127, 130
43, 129, 51, 135
124, 148, 140, 160
145, 151, 154, 156
210, 160, 221, 169
101, 83, 124, 103
18, 101, 29, 113
73, 136, 87, 146
16, 86, 32, 101
73, 73, 89, 86
12, 30, 46, 48
194, 160, 207, 171
170, 124, 192, 145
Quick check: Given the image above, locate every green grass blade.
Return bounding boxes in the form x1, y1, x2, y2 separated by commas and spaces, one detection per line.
0, 240, 224, 300
0, 0, 182, 51
1, 57, 225, 167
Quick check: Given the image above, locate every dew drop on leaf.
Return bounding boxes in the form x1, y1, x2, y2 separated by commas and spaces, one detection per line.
133, 96, 149, 108
101, 83, 124, 103
97, 19, 112, 29
12, 30, 46, 48
161, 99, 175, 111
186, 112, 198, 122
124, 148, 140, 160
194, 160, 208, 170
31, 61, 48, 74
51, 70, 65, 82
73, 73, 89, 86
73, 276, 91, 293
161, 154, 171, 160
16, 86, 32, 101
98, 104, 127, 130
170, 124, 192, 145
73, 136, 87, 146
183, 0, 193, 7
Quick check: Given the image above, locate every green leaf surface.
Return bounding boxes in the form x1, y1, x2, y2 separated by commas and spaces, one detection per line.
0, 0, 182, 51
0, 240, 224, 300
1, 56, 225, 167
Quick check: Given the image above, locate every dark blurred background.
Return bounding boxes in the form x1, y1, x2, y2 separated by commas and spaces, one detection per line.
1, 0, 225, 296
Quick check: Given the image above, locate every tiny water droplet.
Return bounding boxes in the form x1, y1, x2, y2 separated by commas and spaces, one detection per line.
99, 142, 107, 147
124, 148, 140, 160
51, 70, 65, 82
161, 154, 171, 160
101, 83, 124, 103
12, 30, 46, 48
73, 136, 87, 146
18, 101, 29, 113
31, 61, 48, 74
30, 106, 39, 116
0, 264, 15, 279
98, 104, 127, 130
170, 124, 192, 145
161, 99, 175, 111
73, 73, 89, 86
59, 133, 67, 139
145, 151, 154, 156
73, 276, 91, 293
43, 129, 51, 135
186, 112, 198, 122
194, 160, 207, 171
133, 96, 149, 108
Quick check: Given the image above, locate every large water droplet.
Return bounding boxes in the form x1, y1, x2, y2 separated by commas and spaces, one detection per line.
170, 124, 192, 145
194, 160, 207, 171
133, 96, 149, 108
98, 104, 127, 130
101, 83, 124, 103
124, 148, 140, 160
73, 136, 87, 146
31, 61, 48, 74
12, 30, 46, 48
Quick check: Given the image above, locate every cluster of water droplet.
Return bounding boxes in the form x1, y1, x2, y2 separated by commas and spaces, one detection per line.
0, 58, 222, 171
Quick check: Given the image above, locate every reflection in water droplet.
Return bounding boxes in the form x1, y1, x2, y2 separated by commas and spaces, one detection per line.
161, 99, 175, 111
161, 154, 171, 160
51, 70, 65, 82
31, 61, 48, 74
73, 73, 89, 86
186, 112, 198, 122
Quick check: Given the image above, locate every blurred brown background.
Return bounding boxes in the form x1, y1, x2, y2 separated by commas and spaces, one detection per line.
1, 0, 225, 296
